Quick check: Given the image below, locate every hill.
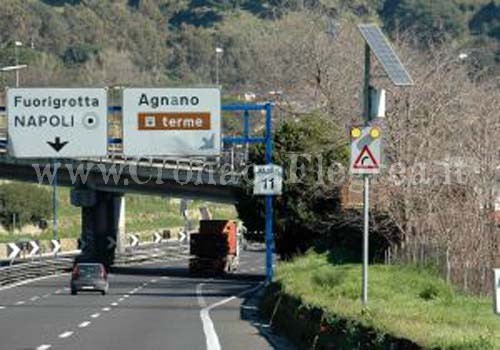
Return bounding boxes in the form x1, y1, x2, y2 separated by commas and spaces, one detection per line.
0, 0, 498, 91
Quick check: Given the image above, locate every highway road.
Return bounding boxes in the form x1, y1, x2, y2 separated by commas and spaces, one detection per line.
0, 250, 289, 350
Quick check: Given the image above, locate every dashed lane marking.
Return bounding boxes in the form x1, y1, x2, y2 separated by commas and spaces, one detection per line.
30, 296, 40, 301
90, 313, 100, 319
15, 301, 25, 305
58, 331, 74, 339
102, 307, 111, 312
36, 345, 51, 350
111, 302, 118, 306
78, 321, 91, 328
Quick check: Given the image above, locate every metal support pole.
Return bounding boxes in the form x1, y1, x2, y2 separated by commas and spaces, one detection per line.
265, 195, 273, 282
362, 175, 369, 305
265, 103, 274, 282
15, 45, 19, 88
244, 110, 250, 164
363, 43, 371, 121
53, 160, 58, 241
215, 54, 219, 86
362, 42, 371, 306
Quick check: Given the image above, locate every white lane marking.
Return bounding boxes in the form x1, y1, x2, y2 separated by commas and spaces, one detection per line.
30, 296, 40, 301
43, 294, 50, 298
118, 298, 125, 302
0, 273, 67, 293
78, 321, 91, 328
102, 307, 111, 312
55, 290, 62, 294
90, 313, 100, 318
151, 279, 157, 283
0, 306, 5, 309
123, 294, 130, 298
36, 345, 52, 350
197, 283, 263, 350
111, 302, 118, 306
63, 287, 70, 291
58, 331, 74, 339
15, 301, 25, 305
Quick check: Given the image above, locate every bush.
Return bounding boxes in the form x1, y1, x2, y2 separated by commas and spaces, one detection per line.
62, 43, 99, 66
0, 183, 52, 229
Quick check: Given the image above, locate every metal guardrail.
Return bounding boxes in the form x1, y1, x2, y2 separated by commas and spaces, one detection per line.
0, 240, 190, 287
0, 258, 73, 287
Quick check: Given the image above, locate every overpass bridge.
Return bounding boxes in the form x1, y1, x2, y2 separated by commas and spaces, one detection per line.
0, 103, 274, 268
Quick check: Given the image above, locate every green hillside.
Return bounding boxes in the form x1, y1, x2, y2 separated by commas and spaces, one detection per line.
0, 0, 498, 90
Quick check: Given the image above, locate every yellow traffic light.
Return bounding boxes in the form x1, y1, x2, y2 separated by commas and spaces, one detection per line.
351, 127, 362, 139
370, 127, 380, 139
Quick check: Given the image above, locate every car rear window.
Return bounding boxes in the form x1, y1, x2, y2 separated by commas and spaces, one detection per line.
78, 265, 102, 277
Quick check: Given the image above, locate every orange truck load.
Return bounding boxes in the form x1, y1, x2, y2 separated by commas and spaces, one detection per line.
189, 220, 239, 274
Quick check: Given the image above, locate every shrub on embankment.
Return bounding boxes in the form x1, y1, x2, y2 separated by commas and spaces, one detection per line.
260, 252, 500, 350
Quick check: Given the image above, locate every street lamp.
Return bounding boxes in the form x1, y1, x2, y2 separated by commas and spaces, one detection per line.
215, 47, 223, 86
14, 41, 23, 87
0, 64, 28, 88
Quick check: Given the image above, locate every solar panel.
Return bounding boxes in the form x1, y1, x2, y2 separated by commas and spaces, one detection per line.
358, 24, 414, 86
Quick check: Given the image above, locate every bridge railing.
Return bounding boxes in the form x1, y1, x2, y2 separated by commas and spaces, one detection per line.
0, 105, 256, 175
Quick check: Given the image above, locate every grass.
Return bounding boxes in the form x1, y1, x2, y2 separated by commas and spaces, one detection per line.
275, 251, 500, 349
0, 185, 237, 243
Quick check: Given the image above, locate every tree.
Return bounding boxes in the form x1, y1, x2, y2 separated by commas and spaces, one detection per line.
469, 2, 500, 40
381, 0, 466, 45
0, 183, 52, 229
236, 113, 349, 258
62, 43, 99, 66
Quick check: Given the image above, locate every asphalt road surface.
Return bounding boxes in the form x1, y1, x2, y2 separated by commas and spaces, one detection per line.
0, 249, 287, 350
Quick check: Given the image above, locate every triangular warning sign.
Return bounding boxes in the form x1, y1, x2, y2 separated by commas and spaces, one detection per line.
353, 145, 379, 169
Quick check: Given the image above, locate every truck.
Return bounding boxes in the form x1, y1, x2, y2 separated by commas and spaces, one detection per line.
189, 220, 239, 275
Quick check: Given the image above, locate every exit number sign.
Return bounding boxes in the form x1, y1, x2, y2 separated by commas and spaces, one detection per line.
253, 165, 283, 196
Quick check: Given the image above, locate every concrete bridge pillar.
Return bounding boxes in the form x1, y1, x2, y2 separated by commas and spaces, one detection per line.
114, 195, 127, 255
72, 188, 125, 266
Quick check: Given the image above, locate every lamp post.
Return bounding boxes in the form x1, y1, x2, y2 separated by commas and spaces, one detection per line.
215, 47, 223, 85
0, 65, 28, 87
14, 41, 22, 87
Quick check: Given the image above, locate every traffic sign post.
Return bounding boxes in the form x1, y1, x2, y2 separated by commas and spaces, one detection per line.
356, 23, 414, 307
122, 88, 221, 156
350, 126, 382, 307
222, 103, 276, 282
6, 88, 108, 158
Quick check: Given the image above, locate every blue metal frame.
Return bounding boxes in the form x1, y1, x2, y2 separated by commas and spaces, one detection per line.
222, 103, 275, 282
0, 102, 276, 281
